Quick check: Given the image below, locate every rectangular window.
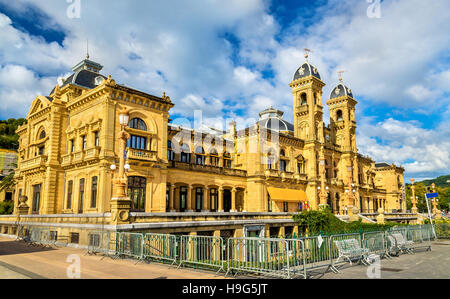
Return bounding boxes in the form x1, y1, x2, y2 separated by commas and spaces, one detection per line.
181, 153, 190, 163
94, 131, 99, 147
224, 159, 232, 168
179, 187, 187, 211
70, 140, 75, 153
280, 160, 287, 172
283, 202, 289, 212
195, 187, 203, 212
91, 176, 98, 208
127, 135, 147, 150
78, 178, 85, 213
82, 136, 87, 150
38, 146, 45, 156
70, 233, 79, 244
66, 180, 73, 209
210, 188, 218, 211
32, 184, 41, 214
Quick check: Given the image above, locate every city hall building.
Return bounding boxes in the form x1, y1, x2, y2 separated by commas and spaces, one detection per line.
0, 53, 405, 244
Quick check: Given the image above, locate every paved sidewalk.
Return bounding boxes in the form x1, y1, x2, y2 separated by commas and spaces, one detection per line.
0, 236, 228, 279
318, 240, 450, 279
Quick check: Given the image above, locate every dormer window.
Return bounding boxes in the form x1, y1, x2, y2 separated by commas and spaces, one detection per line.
95, 76, 104, 86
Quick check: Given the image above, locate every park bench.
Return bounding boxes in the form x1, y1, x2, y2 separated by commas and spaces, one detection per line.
333, 239, 370, 267
391, 233, 414, 254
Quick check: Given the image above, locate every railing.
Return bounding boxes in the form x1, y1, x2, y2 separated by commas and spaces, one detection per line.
86, 231, 112, 257
178, 235, 225, 272
115, 232, 144, 263
143, 233, 177, 264
226, 237, 306, 279
7, 225, 439, 279
127, 148, 157, 162
171, 161, 247, 176
20, 155, 48, 171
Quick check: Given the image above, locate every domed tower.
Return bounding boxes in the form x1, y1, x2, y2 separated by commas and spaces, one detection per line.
327, 75, 357, 153
289, 51, 326, 142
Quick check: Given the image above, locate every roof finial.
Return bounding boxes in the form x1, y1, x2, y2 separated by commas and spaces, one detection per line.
338, 70, 346, 82
86, 39, 90, 60
304, 48, 312, 62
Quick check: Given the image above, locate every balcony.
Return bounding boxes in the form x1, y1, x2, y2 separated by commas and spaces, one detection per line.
84, 147, 101, 161
21, 155, 48, 171
127, 148, 158, 162
295, 105, 309, 115
330, 178, 344, 186
170, 161, 247, 177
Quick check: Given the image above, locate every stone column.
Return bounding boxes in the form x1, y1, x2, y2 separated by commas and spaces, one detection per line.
410, 178, 418, 213
170, 184, 176, 212
231, 188, 237, 212
218, 187, 224, 212
202, 186, 209, 212
186, 185, 193, 212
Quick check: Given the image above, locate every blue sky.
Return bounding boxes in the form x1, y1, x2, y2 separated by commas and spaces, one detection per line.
0, 0, 448, 181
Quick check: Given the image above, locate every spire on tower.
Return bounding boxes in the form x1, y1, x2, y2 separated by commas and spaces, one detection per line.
86, 39, 90, 60
304, 48, 312, 62
338, 70, 346, 82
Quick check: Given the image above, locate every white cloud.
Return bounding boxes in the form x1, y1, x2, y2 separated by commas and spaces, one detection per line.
357, 118, 450, 177
0, 0, 449, 179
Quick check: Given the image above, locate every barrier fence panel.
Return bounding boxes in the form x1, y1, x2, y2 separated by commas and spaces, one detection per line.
143, 233, 177, 264
178, 235, 224, 272
406, 227, 432, 252
115, 232, 144, 263
284, 239, 307, 279
362, 231, 387, 257
87, 231, 112, 257
297, 236, 333, 275
226, 237, 293, 279
329, 233, 369, 273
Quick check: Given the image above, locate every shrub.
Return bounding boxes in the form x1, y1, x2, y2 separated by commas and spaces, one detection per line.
0, 201, 14, 215
293, 208, 405, 236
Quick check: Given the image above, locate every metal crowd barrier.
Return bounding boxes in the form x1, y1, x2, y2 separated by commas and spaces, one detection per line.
143, 233, 177, 264
329, 233, 368, 273
226, 237, 305, 279
115, 232, 144, 263
86, 231, 112, 257
178, 235, 225, 273
362, 231, 387, 258
298, 235, 333, 276
388, 226, 432, 253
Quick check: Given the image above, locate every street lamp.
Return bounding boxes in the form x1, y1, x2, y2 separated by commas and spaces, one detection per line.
410, 178, 418, 213
112, 108, 131, 199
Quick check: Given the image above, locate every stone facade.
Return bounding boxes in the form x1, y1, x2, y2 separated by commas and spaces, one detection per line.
0, 55, 406, 243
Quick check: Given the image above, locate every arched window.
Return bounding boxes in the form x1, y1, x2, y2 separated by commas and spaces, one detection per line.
300, 93, 307, 106
180, 144, 191, 163
129, 118, 147, 131
280, 149, 286, 157
195, 146, 205, 165
223, 152, 232, 168
297, 155, 305, 174
210, 148, 219, 167
336, 110, 343, 121
39, 130, 46, 140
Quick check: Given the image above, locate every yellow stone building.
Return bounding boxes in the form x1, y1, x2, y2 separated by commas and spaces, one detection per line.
0, 54, 406, 243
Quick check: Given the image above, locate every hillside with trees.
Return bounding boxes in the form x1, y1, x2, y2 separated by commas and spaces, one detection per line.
0, 118, 27, 150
